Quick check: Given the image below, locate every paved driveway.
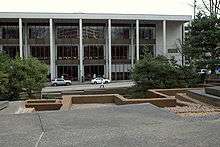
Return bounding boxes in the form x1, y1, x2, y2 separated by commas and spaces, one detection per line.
42, 81, 135, 93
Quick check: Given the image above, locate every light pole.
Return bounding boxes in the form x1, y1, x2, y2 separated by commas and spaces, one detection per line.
194, 0, 197, 19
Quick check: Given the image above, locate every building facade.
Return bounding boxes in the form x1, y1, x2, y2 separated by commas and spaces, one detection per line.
0, 12, 191, 82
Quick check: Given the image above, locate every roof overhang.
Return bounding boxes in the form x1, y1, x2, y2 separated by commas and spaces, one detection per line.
0, 12, 192, 22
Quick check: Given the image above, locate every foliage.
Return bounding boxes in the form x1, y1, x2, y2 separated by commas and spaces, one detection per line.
12, 57, 48, 98
0, 53, 48, 100
131, 54, 200, 98
183, 13, 220, 71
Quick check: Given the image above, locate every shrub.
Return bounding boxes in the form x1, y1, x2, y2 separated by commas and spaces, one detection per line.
131, 54, 200, 98
0, 53, 48, 100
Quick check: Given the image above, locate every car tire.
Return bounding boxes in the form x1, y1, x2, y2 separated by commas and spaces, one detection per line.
53, 83, 57, 86
66, 82, 71, 86
94, 82, 97, 84
104, 81, 108, 84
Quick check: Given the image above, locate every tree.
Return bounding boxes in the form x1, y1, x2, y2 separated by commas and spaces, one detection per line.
12, 57, 48, 98
183, 13, 220, 71
0, 53, 48, 100
131, 54, 199, 98
201, 0, 220, 16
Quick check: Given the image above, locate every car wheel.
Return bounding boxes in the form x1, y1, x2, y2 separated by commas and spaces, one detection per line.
94, 82, 97, 84
66, 82, 71, 86
53, 83, 57, 86
104, 81, 108, 84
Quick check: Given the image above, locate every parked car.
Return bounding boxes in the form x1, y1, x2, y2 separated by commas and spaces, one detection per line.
51, 78, 72, 86
198, 69, 211, 75
91, 78, 110, 84
215, 67, 220, 75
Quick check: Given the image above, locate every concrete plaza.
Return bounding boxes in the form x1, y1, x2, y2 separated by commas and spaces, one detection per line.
0, 104, 219, 147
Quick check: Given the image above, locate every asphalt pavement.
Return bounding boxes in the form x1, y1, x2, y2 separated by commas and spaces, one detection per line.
42, 81, 135, 93
0, 104, 219, 147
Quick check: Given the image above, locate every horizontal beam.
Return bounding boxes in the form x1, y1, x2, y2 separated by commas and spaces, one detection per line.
0, 12, 192, 21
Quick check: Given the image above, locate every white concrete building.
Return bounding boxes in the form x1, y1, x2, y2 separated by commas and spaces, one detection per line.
0, 12, 191, 82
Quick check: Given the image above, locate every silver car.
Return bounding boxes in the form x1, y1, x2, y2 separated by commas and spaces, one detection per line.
51, 78, 72, 86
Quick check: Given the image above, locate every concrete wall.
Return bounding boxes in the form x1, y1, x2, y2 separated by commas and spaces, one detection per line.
156, 21, 184, 65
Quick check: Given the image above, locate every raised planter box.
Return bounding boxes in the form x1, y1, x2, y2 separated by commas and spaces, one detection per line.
25, 99, 62, 111
61, 94, 177, 110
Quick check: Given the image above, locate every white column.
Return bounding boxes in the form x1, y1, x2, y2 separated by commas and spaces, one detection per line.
19, 18, 23, 58
105, 24, 109, 78
136, 19, 139, 61
108, 19, 112, 81
163, 20, 167, 55
50, 19, 55, 80
79, 19, 83, 82
24, 22, 28, 58
131, 24, 134, 67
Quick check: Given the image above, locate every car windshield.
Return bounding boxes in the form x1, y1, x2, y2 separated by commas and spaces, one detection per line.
57, 78, 64, 81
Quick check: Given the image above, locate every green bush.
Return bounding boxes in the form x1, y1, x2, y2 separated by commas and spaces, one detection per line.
131, 54, 200, 98
0, 53, 48, 100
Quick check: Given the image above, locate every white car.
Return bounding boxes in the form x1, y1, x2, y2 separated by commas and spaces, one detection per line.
198, 69, 211, 75
51, 78, 72, 86
91, 78, 110, 84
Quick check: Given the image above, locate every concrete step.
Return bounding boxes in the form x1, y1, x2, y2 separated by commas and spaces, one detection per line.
205, 86, 220, 97
187, 89, 220, 107
0, 101, 9, 110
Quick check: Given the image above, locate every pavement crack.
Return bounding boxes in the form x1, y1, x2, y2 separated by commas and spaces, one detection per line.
35, 113, 46, 147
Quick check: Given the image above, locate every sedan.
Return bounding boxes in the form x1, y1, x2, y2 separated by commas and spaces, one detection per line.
91, 78, 110, 84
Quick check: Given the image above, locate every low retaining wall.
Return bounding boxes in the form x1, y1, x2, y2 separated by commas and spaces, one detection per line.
61, 94, 177, 110
25, 99, 62, 111
0, 101, 9, 110
187, 90, 220, 107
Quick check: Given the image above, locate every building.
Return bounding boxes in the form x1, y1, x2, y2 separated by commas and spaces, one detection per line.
0, 12, 191, 82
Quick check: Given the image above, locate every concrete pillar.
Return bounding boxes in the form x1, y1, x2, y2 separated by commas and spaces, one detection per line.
163, 20, 167, 55
108, 19, 112, 81
49, 19, 56, 80
79, 19, 84, 82
24, 22, 28, 58
131, 24, 134, 67
19, 18, 23, 58
136, 19, 139, 61
105, 24, 109, 78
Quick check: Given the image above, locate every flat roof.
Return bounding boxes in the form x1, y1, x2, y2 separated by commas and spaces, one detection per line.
0, 12, 191, 21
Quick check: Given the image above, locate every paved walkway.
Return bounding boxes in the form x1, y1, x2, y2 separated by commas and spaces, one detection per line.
42, 81, 135, 93
0, 101, 24, 114
0, 104, 219, 147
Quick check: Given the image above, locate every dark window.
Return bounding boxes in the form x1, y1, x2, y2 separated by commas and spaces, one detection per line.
29, 25, 49, 39
84, 65, 104, 81
139, 27, 155, 40
57, 46, 78, 60
84, 45, 104, 60
0, 26, 19, 39
56, 26, 78, 39
112, 72, 130, 80
2, 46, 19, 58
57, 66, 78, 81
111, 45, 129, 59
112, 27, 129, 40
30, 46, 50, 60
83, 26, 105, 39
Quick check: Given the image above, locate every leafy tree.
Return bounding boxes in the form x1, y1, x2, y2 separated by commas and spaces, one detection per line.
131, 54, 199, 98
183, 13, 220, 72
12, 57, 48, 98
0, 53, 48, 100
